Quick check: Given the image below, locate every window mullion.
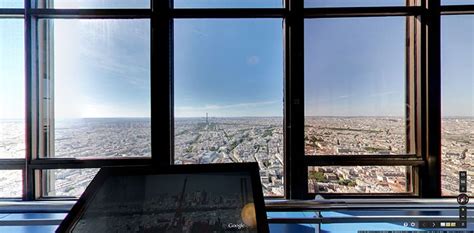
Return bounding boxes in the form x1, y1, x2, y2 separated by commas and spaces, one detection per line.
152, 0, 173, 165
419, 0, 442, 198
24, 0, 37, 201
287, 0, 305, 200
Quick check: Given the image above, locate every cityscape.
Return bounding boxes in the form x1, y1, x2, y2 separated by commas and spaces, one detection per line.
305, 117, 473, 195
305, 117, 409, 193
441, 118, 474, 196
0, 117, 472, 197
174, 117, 284, 196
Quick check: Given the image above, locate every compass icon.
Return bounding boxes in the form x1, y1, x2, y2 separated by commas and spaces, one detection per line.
457, 193, 469, 205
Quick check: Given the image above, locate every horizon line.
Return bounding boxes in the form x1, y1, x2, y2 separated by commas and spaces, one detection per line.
2, 115, 474, 120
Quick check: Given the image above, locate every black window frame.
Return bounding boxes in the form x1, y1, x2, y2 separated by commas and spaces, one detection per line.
0, 0, 467, 201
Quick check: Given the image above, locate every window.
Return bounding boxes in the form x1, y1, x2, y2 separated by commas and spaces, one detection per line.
174, 19, 284, 196
441, 15, 474, 196
0, 18, 24, 199
0, 171, 22, 198
442, 0, 474, 5
0, 0, 23, 8
305, 0, 408, 7
0, 19, 24, 159
42, 169, 99, 197
308, 166, 411, 193
301, 11, 418, 197
0, 0, 467, 200
174, 0, 283, 8
37, 0, 150, 8
43, 19, 151, 158
304, 17, 408, 156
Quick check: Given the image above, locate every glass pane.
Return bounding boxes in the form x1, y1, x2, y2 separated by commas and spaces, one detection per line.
174, 19, 284, 196
45, 19, 151, 158
305, 0, 407, 7
0, 19, 25, 159
174, 0, 282, 8
304, 17, 407, 155
442, 0, 474, 5
308, 166, 410, 193
0, 170, 22, 197
441, 15, 474, 196
43, 169, 99, 197
0, 0, 23, 8
40, 0, 149, 8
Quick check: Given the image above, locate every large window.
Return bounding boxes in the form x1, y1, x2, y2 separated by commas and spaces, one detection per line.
174, 0, 282, 8
441, 15, 474, 196
0, 0, 468, 200
36, 0, 150, 8
0, 19, 24, 159
301, 6, 419, 197
48, 19, 151, 158
304, 17, 407, 156
304, 0, 409, 7
0, 19, 24, 197
174, 19, 284, 196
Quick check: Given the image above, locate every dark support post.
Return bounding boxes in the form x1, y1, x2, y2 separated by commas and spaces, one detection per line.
152, 0, 173, 165
287, 0, 306, 199
24, 0, 36, 200
420, 0, 442, 197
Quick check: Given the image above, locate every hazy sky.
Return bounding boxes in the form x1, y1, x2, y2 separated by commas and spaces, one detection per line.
53, 19, 151, 118
0, 19, 24, 119
0, 1, 473, 119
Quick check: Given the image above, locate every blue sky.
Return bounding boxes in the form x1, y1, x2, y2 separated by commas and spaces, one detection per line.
0, 5, 473, 118
0, 19, 24, 119
174, 19, 283, 117
442, 15, 474, 117
304, 17, 405, 117
174, 0, 281, 8
304, 0, 404, 7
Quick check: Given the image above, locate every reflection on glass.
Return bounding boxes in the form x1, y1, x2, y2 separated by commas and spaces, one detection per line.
308, 166, 409, 193
43, 169, 99, 197
0, 170, 22, 197
305, 0, 407, 7
174, 19, 284, 196
47, 19, 151, 158
0, 19, 24, 159
71, 173, 257, 232
441, 15, 474, 196
41, 0, 149, 8
304, 17, 407, 155
0, 0, 23, 8
174, 0, 282, 8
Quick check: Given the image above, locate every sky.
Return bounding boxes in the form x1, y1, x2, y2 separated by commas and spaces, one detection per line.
53, 19, 151, 118
174, 19, 283, 117
0, 19, 24, 119
0, 1, 474, 119
304, 17, 405, 117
